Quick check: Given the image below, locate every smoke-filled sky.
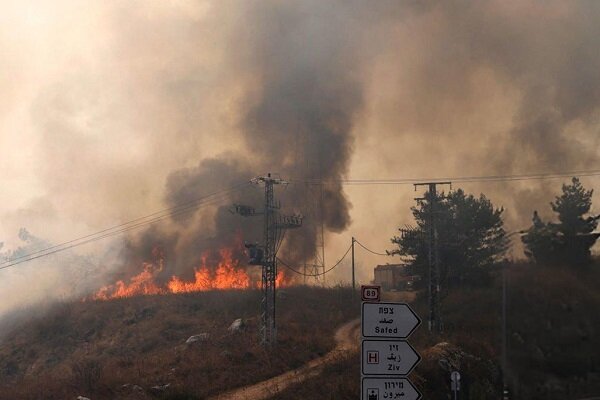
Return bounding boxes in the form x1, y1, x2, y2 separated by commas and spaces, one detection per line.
1, 0, 599, 304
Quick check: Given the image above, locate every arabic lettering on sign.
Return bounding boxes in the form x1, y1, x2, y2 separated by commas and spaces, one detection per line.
387, 343, 403, 363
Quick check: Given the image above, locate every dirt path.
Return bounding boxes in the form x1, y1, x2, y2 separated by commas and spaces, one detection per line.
209, 318, 360, 400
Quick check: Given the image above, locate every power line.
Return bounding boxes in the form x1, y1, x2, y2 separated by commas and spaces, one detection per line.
6, 167, 597, 272
354, 238, 389, 256
0, 183, 250, 271
277, 243, 352, 277
1, 187, 243, 266
1, 182, 247, 265
0, 192, 239, 270
291, 168, 600, 186
278, 236, 386, 278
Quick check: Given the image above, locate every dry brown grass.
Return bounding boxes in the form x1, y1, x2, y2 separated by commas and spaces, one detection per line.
0, 286, 359, 400
270, 353, 359, 400
272, 262, 600, 399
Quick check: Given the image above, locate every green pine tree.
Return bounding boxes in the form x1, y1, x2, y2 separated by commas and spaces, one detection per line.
390, 189, 508, 287
522, 177, 600, 266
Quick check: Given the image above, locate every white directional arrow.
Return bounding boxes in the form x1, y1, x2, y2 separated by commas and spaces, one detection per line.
362, 302, 421, 339
362, 377, 422, 400
361, 340, 421, 376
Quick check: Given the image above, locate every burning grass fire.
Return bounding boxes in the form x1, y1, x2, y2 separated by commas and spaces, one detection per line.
92, 248, 288, 300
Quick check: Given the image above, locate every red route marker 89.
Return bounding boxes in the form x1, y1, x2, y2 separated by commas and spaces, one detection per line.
361, 285, 380, 302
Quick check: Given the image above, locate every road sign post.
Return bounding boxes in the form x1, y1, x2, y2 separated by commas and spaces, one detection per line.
451, 371, 461, 400
360, 286, 422, 400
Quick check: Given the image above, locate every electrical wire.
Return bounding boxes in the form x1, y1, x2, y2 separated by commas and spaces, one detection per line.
7, 167, 596, 272
1, 188, 240, 264
354, 238, 389, 256
0, 183, 250, 270
275, 226, 286, 255
291, 168, 600, 186
277, 243, 352, 277
1, 183, 247, 266
0, 192, 239, 270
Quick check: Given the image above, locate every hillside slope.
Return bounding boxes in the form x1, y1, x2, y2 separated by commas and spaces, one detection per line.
271, 264, 600, 399
0, 286, 358, 400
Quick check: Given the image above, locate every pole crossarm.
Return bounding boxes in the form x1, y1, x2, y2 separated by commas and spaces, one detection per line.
413, 181, 452, 188
230, 204, 262, 217
252, 175, 289, 186
275, 214, 303, 229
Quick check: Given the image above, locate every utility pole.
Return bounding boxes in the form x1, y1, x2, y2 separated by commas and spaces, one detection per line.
232, 173, 302, 347
501, 230, 523, 399
414, 181, 451, 333
261, 174, 278, 347
502, 261, 509, 399
302, 181, 327, 286
351, 236, 356, 292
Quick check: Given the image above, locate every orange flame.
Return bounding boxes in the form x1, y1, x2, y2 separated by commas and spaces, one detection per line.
93, 262, 163, 299
93, 247, 288, 300
168, 249, 250, 293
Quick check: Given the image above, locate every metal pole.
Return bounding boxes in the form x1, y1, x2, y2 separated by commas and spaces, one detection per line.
414, 181, 450, 334
261, 174, 277, 347
351, 237, 356, 291
237, 174, 301, 348
304, 263, 307, 285
429, 184, 436, 333
502, 261, 508, 398
320, 183, 326, 285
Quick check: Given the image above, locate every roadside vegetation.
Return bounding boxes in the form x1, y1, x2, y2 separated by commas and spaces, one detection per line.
274, 177, 600, 399
272, 262, 600, 400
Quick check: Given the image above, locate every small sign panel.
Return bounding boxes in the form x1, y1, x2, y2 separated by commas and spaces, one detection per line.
361, 377, 422, 400
362, 302, 421, 338
361, 340, 421, 375
361, 285, 381, 302
451, 370, 461, 392
451, 371, 461, 382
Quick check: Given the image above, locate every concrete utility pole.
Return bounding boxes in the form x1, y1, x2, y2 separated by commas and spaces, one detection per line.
502, 260, 508, 398
501, 230, 524, 398
301, 181, 327, 286
233, 173, 302, 347
351, 236, 356, 291
414, 181, 451, 333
